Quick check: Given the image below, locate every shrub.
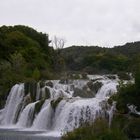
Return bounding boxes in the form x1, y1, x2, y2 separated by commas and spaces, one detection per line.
62, 118, 128, 140
124, 118, 140, 138
32, 68, 40, 81
115, 81, 140, 113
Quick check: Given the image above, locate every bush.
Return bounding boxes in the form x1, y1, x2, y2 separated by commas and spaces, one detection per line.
115, 80, 140, 113
111, 114, 140, 139
116, 83, 136, 113
32, 68, 40, 80
62, 118, 128, 140
124, 118, 140, 138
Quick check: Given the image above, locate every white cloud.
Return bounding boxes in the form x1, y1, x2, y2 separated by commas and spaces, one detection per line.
0, 0, 140, 47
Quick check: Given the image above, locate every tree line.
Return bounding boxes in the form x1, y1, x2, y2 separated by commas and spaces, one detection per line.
61, 42, 140, 74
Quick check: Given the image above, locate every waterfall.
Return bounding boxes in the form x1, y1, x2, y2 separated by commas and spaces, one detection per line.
52, 98, 102, 132
95, 80, 117, 99
108, 101, 116, 127
0, 75, 119, 136
1, 84, 24, 125
32, 102, 53, 130
16, 102, 37, 128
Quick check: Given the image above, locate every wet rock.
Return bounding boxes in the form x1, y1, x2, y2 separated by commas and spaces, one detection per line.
117, 72, 131, 80
23, 94, 32, 105
24, 82, 30, 96
91, 78, 103, 82
81, 73, 88, 79
51, 97, 63, 111
39, 81, 45, 88
73, 86, 95, 98
46, 81, 53, 88
87, 81, 103, 93
59, 79, 68, 84
45, 87, 51, 99
30, 82, 37, 102
34, 99, 45, 114
24, 82, 37, 102
68, 73, 81, 79
70, 84, 75, 91
107, 75, 116, 80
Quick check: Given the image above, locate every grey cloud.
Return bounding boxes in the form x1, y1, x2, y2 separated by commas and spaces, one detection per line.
0, 0, 140, 47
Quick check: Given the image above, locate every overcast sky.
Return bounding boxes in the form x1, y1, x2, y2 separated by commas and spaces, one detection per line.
0, 0, 140, 47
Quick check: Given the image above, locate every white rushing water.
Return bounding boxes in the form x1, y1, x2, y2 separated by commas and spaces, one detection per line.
17, 102, 37, 128
32, 102, 53, 130
1, 84, 24, 125
0, 75, 119, 136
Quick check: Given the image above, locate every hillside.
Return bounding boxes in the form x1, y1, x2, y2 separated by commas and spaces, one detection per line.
0, 25, 54, 107
61, 42, 140, 74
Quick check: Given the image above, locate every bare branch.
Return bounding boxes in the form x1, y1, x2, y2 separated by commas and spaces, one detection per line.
52, 36, 66, 50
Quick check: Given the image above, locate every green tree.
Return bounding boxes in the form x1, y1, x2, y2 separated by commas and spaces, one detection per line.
32, 68, 40, 81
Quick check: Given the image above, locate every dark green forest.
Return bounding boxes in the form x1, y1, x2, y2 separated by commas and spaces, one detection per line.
0, 25, 54, 107
0, 25, 140, 139
61, 42, 140, 74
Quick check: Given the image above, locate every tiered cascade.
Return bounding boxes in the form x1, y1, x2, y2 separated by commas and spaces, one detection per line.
0, 75, 118, 134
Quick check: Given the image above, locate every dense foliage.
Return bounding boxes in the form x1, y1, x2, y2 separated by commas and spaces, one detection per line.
61, 42, 140, 74
108, 66, 140, 139
108, 66, 140, 114
0, 25, 54, 108
62, 118, 128, 140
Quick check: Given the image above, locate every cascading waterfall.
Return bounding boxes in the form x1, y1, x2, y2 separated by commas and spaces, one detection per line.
36, 83, 41, 101
52, 81, 117, 132
52, 98, 101, 132
0, 75, 119, 137
32, 102, 53, 130
17, 102, 37, 128
1, 84, 24, 125
96, 80, 117, 99
108, 101, 116, 126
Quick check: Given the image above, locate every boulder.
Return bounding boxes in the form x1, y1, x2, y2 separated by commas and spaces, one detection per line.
107, 75, 116, 80
59, 79, 68, 84
87, 81, 103, 93
23, 94, 32, 105
73, 86, 95, 98
46, 81, 53, 88
51, 97, 63, 111
34, 99, 45, 114
45, 87, 51, 99
118, 72, 131, 80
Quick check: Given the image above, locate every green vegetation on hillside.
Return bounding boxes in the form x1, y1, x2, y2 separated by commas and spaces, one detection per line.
61, 42, 140, 74
0, 25, 54, 108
